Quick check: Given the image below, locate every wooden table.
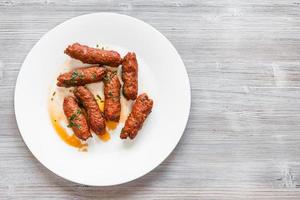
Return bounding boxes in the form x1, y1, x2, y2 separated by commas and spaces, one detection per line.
1, 0, 300, 199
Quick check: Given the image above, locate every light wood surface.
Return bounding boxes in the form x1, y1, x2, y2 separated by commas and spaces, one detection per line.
1, 0, 300, 199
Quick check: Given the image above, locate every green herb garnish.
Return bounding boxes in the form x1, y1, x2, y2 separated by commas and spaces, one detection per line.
92, 72, 97, 80
69, 113, 76, 121
96, 95, 104, 103
67, 122, 81, 129
108, 91, 113, 97
70, 70, 79, 83
79, 73, 84, 80
70, 70, 85, 83
67, 109, 82, 129
67, 122, 74, 128
103, 74, 111, 83
52, 91, 56, 96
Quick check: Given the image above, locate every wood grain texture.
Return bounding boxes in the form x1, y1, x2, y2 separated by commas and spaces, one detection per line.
1, 0, 300, 199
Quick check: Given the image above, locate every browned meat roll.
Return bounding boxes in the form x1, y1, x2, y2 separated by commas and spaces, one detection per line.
74, 86, 106, 135
65, 43, 122, 67
57, 66, 106, 87
63, 96, 91, 140
122, 52, 138, 100
104, 70, 121, 122
120, 93, 153, 139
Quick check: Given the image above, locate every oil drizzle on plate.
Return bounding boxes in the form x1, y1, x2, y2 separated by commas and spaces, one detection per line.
48, 91, 130, 148
96, 98, 105, 112
96, 98, 112, 142
97, 130, 111, 142
96, 97, 119, 131
49, 100, 88, 150
106, 121, 118, 130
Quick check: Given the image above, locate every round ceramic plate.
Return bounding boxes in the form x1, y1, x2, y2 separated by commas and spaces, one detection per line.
14, 13, 190, 186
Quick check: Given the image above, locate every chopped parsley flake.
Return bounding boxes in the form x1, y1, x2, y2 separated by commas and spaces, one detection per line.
67, 122, 81, 129
96, 95, 104, 103
92, 72, 97, 80
67, 109, 82, 129
69, 114, 76, 121
112, 70, 117, 75
70, 70, 84, 83
103, 74, 111, 83
108, 91, 113, 97
79, 73, 84, 79
70, 70, 79, 83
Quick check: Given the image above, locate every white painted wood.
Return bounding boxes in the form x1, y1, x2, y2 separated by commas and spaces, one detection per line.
1, 0, 300, 199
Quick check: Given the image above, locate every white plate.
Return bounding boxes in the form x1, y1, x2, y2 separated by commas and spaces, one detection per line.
14, 13, 190, 186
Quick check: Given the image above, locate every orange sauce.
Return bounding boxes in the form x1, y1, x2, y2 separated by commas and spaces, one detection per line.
97, 130, 111, 142
49, 102, 87, 150
96, 98, 105, 112
97, 96, 129, 123
48, 90, 132, 148
106, 121, 118, 130
96, 97, 119, 130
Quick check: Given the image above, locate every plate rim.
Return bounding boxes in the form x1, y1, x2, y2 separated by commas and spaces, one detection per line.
14, 12, 191, 186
